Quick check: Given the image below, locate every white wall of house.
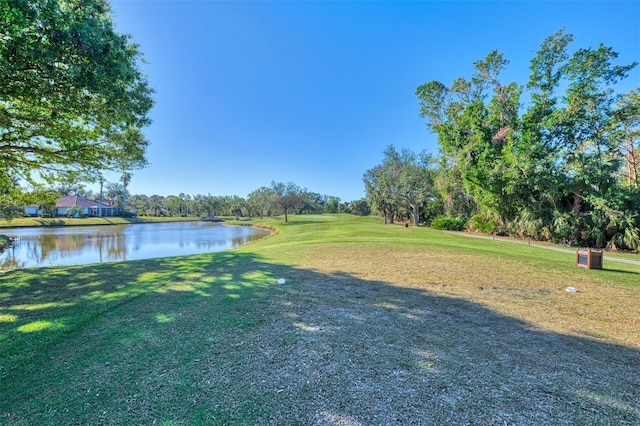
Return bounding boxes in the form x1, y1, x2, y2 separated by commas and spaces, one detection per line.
56, 207, 90, 217
25, 199, 121, 218
24, 206, 43, 216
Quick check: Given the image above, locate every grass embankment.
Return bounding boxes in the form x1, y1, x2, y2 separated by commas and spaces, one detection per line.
1, 214, 639, 425
0, 215, 201, 228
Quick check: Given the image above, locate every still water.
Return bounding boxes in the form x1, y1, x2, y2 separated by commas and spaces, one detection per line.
0, 222, 270, 270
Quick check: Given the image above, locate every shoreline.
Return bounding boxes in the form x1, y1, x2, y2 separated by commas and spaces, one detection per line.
0, 216, 206, 229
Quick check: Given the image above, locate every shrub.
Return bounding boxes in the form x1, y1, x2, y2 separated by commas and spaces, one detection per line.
65, 204, 84, 218
507, 211, 547, 240
601, 211, 640, 252
0, 235, 10, 251
468, 213, 499, 234
430, 215, 467, 231
551, 210, 576, 244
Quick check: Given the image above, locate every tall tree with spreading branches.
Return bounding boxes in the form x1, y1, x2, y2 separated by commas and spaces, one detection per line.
417, 28, 640, 249
0, 0, 154, 217
270, 181, 305, 223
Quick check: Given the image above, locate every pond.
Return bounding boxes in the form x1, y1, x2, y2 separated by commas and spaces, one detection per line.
0, 222, 271, 270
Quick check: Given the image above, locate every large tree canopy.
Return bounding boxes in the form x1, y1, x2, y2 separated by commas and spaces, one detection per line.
270, 181, 306, 223
0, 0, 154, 214
416, 28, 640, 249
363, 146, 435, 226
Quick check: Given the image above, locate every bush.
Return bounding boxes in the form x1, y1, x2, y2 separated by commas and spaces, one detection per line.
508, 211, 550, 240
430, 215, 467, 231
0, 235, 10, 251
65, 204, 84, 218
468, 213, 499, 234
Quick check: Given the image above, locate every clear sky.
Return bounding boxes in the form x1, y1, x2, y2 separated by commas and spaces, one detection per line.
106, 0, 640, 202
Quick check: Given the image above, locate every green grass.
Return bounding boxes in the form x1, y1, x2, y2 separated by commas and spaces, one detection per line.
1, 214, 639, 425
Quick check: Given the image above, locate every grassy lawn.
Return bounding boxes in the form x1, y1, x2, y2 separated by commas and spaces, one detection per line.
0, 216, 202, 228
1, 214, 639, 425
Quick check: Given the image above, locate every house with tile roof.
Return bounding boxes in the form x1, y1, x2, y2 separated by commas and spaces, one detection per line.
55, 195, 120, 217
24, 196, 121, 217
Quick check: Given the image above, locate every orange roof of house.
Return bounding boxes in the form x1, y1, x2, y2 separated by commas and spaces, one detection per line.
56, 195, 119, 208
56, 195, 98, 208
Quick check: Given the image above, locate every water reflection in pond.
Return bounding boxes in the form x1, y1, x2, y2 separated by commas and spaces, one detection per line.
0, 222, 270, 270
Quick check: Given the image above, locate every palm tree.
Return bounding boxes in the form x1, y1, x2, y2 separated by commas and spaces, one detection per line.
121, 172, 131, 216
98, 175, 104, 217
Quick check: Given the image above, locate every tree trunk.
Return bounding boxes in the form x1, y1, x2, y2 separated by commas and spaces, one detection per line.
624, 138, 638, 188
412, 203, 420, 226
99, 180, 103, 217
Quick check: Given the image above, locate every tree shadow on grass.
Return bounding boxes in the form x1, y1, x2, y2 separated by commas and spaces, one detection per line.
0, 251, 638, 425
600, 268, 639, 275
33, 219, 66, 227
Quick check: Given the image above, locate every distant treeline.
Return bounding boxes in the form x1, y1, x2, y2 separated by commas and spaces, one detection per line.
20, 181, 371, 222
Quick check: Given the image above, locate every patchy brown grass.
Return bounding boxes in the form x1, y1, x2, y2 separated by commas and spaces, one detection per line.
293, 242, 640, 349
1, 215, 638, 425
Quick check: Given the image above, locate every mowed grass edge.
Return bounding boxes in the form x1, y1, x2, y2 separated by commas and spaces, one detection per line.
1, 214, 638, 425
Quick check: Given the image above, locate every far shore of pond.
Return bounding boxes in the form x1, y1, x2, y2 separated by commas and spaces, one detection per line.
0, 215, 214, 229
0, 216, 276, 254
0, 216, 210, 253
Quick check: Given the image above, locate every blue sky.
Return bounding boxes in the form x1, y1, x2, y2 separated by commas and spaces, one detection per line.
107, 0, 640, 202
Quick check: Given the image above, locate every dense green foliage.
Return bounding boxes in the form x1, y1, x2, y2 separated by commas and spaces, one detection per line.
364, 30, 640, 250
363, 146, 437, 225
362, 30, 639, 250
430, 215, 467, 231
0, 234, 10, 250
0, 0, 153, 217
63, 204, 83, 218
51, 183, 356, 219
5, 177, 360, 221
414, 29, 639, 250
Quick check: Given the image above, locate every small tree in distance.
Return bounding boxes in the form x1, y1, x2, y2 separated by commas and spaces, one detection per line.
65, 204, 84, 218
248, 186, 274, 219
270, 181, 305, 223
